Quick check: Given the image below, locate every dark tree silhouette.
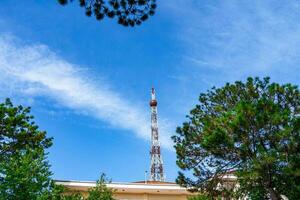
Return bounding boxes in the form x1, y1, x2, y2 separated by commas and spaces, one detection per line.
58, 0, 157, 27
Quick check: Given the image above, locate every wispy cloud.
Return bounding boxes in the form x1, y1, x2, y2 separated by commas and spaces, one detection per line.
0, 34, 173, 150
165, 0, 300, 85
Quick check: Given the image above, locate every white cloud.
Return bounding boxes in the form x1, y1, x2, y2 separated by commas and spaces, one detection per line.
0, 34, 173, 150
164, 0, 300, 85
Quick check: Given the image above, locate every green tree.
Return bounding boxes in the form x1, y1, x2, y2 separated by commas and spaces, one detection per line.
0, 99, 114, 200
64, 193, 84, 200
0, 99, 53, 163
58, 0, 157, 27
87, 173, 114, 200
172, 77, 300, 200
43, 183, 84, 200
0, 148, 53, 200
0, 98, 54, 200
0, 98, 85, 200
188, 194, 214, 200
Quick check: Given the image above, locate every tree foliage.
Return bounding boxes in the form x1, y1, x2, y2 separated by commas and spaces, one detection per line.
172, 77, 300, 200
45, 183, 84, 200
188, 194, 215, 200
87, 173, 115, 200
58, 0, 157, 27
0, 99, 115, 200
0, 98, 53, 200
51, 173, 114, 200
52, 173, 115, 200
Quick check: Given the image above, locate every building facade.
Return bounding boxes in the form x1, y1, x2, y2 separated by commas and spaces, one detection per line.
56, 180, 190, 200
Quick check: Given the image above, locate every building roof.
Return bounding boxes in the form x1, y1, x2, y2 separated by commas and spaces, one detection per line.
55, 180, 190, 195
133, 180, 177, 184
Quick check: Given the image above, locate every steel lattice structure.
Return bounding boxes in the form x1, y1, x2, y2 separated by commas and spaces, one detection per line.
149, 88, 165, 182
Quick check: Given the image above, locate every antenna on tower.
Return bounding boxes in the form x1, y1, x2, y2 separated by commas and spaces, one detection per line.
149, 88, 165, 182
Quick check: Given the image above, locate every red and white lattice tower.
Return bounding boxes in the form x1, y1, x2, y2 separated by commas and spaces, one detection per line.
149, 88, 165, 182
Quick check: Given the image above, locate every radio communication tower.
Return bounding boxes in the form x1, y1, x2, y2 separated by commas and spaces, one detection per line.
149, 88, 165, 182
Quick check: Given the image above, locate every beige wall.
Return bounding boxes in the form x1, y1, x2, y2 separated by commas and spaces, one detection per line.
114, 193, 188, 200
65, 191, 188, 200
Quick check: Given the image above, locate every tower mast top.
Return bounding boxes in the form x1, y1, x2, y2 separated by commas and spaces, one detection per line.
150, 88, 157, 107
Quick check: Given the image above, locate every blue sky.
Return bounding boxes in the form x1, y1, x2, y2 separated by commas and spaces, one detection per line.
0, 0, 299, 182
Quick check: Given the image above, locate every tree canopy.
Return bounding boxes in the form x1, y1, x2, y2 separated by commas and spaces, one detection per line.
0, 98, 53, 200
87, 173, 115, 200
0, 99, 115, 200
58, 0, 157, 27
172, 77, 300, 200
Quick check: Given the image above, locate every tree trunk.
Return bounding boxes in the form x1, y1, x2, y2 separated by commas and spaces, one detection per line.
269, 188, 281, 200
